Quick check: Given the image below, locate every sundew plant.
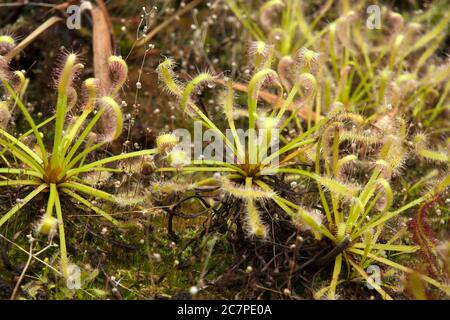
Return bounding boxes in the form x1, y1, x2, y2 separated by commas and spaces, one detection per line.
155, 39, 449, 298
0, 37, 158, 278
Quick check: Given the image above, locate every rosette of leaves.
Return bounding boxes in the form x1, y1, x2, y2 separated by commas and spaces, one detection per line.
155, 40, 449, 298
0, 37, 158, 277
